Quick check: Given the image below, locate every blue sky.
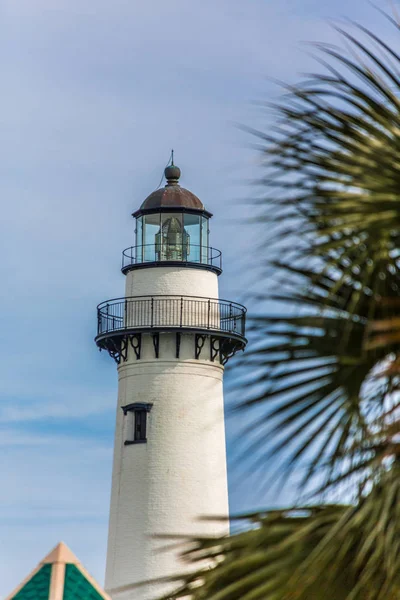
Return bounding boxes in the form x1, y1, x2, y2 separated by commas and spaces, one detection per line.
0, 0, 398, 596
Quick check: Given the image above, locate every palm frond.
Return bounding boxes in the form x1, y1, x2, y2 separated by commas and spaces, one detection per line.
231, 13, 400, 498
156, 506, 349, 600
158, 471, 400, 599
235, 261, 400, 495
157, 15, 400, 600
254, 22, 400, 294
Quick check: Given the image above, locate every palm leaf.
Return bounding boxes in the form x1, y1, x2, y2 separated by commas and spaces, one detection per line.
232, 14, 400, 496
234, 261, 400, 495
155, 506, 350, 600
156, 472, 400, 599
154, 15, 400, 600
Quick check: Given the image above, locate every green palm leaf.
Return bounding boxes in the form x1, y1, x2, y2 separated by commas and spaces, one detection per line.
156, 473, 400, 600
235, 261, 400, 495
154, 14, 400, 600
236, 15, 400, 495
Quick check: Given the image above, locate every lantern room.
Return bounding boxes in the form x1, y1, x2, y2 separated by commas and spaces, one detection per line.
122, 163, 222, 274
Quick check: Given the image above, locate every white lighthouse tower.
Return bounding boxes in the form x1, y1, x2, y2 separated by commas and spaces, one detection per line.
96, 160, 247, 600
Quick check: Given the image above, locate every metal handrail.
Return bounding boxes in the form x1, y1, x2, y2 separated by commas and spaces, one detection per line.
121, 244, 222, 271
97, 295, 246, 339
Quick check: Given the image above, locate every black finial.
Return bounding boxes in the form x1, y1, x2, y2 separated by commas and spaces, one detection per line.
165, 151, 181, 186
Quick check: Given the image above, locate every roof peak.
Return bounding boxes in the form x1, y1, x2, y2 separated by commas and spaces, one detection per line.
5, 542, 111, 600
41, 542, 80, 565
164, 163, 181, 186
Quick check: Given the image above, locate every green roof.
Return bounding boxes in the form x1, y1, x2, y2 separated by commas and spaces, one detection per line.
63, 565, 107, 600
12, 564, 52, 600
6, 543, 110, 600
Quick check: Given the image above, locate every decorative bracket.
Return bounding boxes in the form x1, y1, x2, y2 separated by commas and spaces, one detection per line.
107, 337, 128, 364
130, 334, 142, 360
152, 333, 160, 358
176, 332, 181, 359
98, 331, 245, 365
195, 334, 206, 360
120, 337, 129, 362
220, 338, 241, 365
210, 337, 220, 362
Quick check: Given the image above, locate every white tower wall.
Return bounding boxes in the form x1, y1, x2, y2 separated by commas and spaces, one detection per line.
125, 266, 219, 298
98, 164, 246, 600
105, 267, 229, 600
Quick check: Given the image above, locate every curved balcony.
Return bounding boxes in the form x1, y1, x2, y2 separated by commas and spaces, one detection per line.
121, 244, 222, 275
95, 295, 247, 363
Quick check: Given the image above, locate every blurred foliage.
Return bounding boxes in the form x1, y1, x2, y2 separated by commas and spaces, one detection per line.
155, 13, 400, 600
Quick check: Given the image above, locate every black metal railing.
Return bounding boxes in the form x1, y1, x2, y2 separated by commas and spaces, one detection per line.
121, 244, 222, 272
97, 295, 246, 339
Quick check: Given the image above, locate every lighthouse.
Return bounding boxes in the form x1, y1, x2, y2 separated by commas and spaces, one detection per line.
95, 161, 247, 600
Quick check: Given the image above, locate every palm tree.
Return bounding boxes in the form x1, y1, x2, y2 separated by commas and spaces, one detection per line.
157, 13, 400, 600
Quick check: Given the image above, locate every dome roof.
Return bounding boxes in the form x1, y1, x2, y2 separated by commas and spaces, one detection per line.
133, 162, 208, 216
140, 185, 204, 212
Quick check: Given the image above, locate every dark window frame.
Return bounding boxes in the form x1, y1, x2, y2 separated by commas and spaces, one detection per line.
122, 403, 153, 445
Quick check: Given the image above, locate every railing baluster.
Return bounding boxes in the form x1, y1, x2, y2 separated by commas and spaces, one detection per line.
97, 296, 246, 343
121, 245, 223, 271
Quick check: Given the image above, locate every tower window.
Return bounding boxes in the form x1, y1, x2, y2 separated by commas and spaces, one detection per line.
134, 409, 146, 441
122, 403, 153, 445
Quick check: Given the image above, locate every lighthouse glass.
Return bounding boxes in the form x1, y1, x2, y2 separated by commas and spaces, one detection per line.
136, 217, 143, 261
184, 214, 201, 263
156, 213, 186, 260
201, 216, 209, 263
142, 213, 161, 261
136, 212, 209, 264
